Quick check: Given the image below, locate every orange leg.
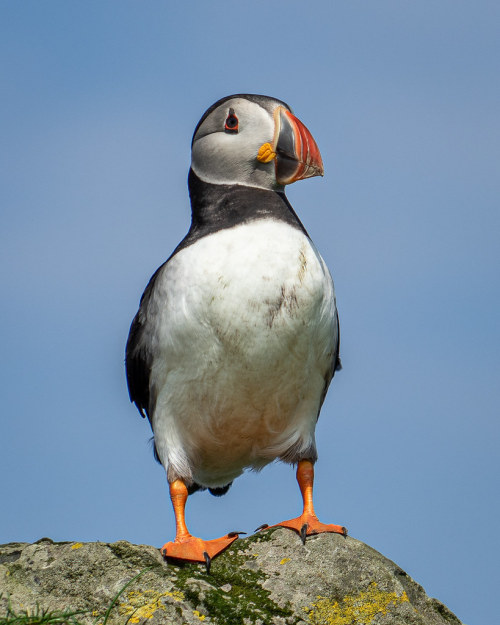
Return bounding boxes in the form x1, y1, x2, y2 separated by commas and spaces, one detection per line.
160, 480, 239, 569
265, 460, 347, 543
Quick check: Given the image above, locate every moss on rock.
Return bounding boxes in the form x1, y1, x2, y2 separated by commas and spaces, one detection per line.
0, 531, 463, 625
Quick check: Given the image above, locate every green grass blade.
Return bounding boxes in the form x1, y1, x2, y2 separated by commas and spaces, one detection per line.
98, 567, 152, 625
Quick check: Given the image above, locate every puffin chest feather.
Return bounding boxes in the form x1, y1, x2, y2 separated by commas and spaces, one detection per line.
151, 220, 335, 483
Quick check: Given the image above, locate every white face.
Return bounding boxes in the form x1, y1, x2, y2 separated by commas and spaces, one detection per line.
191, 97, 284, 191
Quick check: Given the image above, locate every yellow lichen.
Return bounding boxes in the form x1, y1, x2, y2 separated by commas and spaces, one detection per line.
304, 582, 409, 625
280, 557, 291, 565
118, 588, 185, 622
71, 543, 83, 550
193, 609, 206, 620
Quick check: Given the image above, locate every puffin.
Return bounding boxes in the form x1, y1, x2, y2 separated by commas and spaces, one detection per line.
126, 94, 346, 570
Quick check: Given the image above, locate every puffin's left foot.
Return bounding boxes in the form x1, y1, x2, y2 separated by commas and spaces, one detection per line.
161, 533, 239, 572
259, 460, 347, 544
267, 513, 347, 544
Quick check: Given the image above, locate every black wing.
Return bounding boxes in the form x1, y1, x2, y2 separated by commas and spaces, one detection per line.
333, 310, 342, 375
125, 223, 199, 421
125, 263, 166, 421
318, 309, 342, 413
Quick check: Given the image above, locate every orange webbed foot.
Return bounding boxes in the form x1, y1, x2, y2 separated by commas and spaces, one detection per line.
161, 532, 239, 570
258, 460, 347, 544
267, 513, 347, 543
164, 479, 242, 572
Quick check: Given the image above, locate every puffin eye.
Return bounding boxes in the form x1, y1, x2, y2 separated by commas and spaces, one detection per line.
224, 110, 239, 133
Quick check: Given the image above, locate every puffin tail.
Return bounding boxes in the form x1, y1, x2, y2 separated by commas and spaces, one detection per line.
209, 483, 233, 497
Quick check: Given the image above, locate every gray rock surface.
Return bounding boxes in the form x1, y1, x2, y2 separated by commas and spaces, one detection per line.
0, 529, 463, 624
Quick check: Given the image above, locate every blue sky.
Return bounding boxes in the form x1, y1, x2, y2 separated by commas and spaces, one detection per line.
1, 2, 499, 624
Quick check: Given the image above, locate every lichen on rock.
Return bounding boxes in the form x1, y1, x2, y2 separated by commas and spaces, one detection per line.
0, 530, 463, 624
304, 582, 410, 625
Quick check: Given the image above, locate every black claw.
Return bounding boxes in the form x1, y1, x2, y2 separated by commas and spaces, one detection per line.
255, 523, 269, 532
342, 526, 348, 538
300, 523, 309, 545
203, 551, 211, 574
227, 531, 247, 537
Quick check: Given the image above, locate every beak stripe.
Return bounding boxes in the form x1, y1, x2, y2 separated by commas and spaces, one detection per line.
274, 107, 324, 185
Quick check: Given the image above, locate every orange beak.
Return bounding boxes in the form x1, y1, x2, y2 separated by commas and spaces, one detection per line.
273, 106, 324, 185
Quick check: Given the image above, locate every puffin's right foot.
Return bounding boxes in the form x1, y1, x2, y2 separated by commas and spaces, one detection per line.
163, 479, 241, 572
161, 533, 239, 572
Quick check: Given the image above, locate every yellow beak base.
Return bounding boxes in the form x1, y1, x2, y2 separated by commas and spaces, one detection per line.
256, 142, 276, 163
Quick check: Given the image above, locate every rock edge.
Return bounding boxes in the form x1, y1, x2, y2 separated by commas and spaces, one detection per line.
0, 529, 463, 624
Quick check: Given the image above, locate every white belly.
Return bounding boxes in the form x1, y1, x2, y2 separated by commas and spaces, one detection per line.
149, 219, 337, 487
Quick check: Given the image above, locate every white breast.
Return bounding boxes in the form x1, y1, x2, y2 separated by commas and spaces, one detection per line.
149, 219, 337, 487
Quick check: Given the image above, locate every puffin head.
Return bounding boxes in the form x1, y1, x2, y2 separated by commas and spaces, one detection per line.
191, 94, 324, 192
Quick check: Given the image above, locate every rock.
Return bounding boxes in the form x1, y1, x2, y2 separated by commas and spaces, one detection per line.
0, 529, 462, 624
